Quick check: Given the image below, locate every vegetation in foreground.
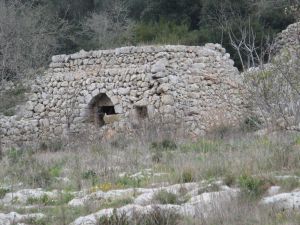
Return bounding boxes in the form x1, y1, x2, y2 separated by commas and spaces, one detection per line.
0, 127, 300, 224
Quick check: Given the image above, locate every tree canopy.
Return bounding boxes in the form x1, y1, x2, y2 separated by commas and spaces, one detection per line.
0, 0, 298, 80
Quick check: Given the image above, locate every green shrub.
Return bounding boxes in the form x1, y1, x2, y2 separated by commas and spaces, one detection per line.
49, 165, 63, 178
154, 190, 178, 205
238, 174, 269, 198
82, 170, 98, 186
133, 19, 199, 45
151, 139, 177, 151
29, 164, 53, 188
7, 147, 24, 164
26, 192, 74, 206
241, 116, 263, 132
23, 217, 47, 225
142, 207, 181, 225
98, 209, 129, 225
27, 194, 53, 206
0, 188, 9, 199
116, 175, 146, 188
151, 151, 163, 163
57, 192, 75, 205
98, 207, 181, 225
179, 169, 195, 183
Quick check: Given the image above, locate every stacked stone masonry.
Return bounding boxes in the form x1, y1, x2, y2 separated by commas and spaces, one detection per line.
0, 44, 247, 147
273, 22, 300, 55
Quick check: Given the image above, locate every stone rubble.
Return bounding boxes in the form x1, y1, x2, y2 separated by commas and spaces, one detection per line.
70, 184, 239, 225
261, 189, 300, 210
0, 212, 45, 225
1, 188, 60, 205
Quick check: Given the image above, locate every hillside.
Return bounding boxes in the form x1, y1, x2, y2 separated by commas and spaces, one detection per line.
0, 1, 300, 225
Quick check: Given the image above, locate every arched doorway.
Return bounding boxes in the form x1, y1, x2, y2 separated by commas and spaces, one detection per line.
89, 93, 116, 127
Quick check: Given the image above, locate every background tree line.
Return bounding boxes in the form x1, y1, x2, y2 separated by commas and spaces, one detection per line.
0, 0, 298, 81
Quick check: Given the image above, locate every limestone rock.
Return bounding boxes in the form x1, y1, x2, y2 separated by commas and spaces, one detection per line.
34, 104, 45, 113
261, 190, 300, 210
151, 58, 168, 73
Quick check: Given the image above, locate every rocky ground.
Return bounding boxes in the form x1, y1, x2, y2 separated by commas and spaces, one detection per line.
0, 131, 300, 224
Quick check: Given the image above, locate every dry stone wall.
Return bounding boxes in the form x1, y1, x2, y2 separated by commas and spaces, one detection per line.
0, 44, 246, 147
273, 22, 300, 55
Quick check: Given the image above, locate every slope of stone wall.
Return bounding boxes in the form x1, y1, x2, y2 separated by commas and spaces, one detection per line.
0, 44, 247, 147
273, 22, 300, 55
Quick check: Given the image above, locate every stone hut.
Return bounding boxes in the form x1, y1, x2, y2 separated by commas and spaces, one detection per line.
0, 44, 246, 146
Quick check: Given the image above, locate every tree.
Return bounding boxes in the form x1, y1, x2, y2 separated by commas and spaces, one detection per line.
0, 0, 69, 82
80, 0, 133, 50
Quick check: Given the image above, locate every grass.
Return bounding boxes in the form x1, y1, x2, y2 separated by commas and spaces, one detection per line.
238, 174, 271, 199
1, 130, 300, 224
0, 188, 9, 199
98, 207, 181, 225
154, 190, 179, 205
26, 192, 74, 206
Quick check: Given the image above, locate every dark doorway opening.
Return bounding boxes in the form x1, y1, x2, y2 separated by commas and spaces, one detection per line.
89, 93, 116, 127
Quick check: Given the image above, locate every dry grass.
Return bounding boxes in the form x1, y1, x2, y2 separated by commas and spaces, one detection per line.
0, 128, 300, 224
1, 130, 300, 191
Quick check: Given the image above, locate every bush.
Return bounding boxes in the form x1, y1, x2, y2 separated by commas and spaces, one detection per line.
179, 168, 195, 183
82, 170, 98, 186
7, 147, 24, 164
98, 207, 181, 225
133, 19, 199, 45
27, 194, 53, 206
238, 174, 269, 198
98, 210, 129, 225
154, 190, 178, 205
151, 139, 177, 151
0, 188, 9, 199
241, 116, 263, 132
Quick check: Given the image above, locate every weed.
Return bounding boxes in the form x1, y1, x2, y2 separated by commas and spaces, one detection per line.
0, 188, 9, 199
151, 139, 177, 151
277, 177, 300, 192
154, 190, 178, 205
27, 194, 54, 206
102, 197, 133, 209
241, 116, 263, 132
179, 168, 195, 183
180, 139, 219, 153
49, 165, 63, 178
98, 209, 129, 225
23, 217, 47, 225
82, 170, 98, 186
238, 174, 269, 198
224, 173, 236, 187
7, 147, 23, 164
98, 207, 181, 225
116, 175, 147, 188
